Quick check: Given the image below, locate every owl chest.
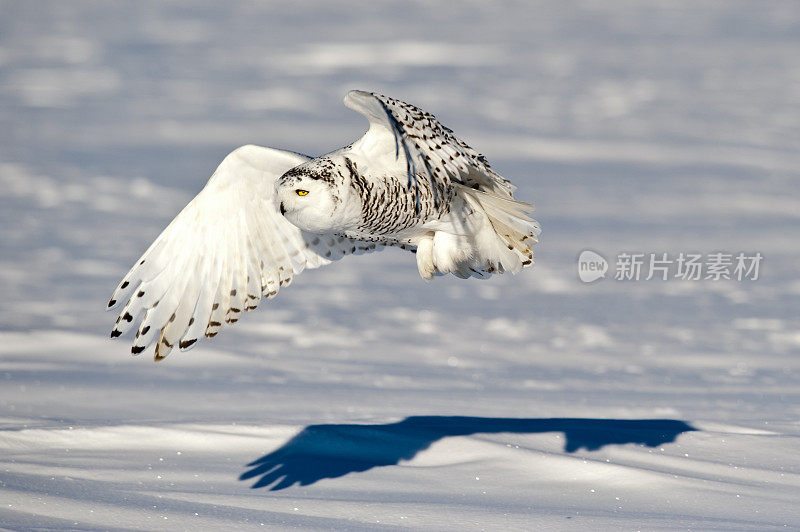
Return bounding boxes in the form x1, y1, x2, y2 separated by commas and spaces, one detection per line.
352, 175, 453, 235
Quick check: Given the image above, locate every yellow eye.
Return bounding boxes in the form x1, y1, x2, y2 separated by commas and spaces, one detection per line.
296, 189, 309, 196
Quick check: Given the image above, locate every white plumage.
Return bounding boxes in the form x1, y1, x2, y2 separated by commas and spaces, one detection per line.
108, 91, 540, 360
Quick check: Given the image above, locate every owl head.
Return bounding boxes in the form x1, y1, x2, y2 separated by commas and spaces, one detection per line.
276, 157, 360, 234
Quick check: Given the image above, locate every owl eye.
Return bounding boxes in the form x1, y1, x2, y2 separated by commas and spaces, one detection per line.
296, 189, 309, 196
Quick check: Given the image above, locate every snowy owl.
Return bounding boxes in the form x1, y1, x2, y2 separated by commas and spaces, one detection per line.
108, 91, 541, 360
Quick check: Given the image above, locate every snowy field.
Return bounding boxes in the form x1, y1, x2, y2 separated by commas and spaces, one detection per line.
2, 1, 800, 529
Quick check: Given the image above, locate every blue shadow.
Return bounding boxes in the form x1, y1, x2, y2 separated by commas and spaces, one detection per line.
240, 416, 696, 490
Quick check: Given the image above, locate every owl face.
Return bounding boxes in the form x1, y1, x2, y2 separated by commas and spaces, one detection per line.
276, 159, 358, 234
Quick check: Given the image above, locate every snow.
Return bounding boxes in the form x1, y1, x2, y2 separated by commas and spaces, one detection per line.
1, 1, 799, 529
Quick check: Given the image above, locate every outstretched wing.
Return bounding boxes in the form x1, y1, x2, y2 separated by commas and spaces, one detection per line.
343, 90, 518, 207
108, 145, 380, 360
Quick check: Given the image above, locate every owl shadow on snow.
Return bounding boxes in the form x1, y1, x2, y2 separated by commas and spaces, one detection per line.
240, 416, 697, 490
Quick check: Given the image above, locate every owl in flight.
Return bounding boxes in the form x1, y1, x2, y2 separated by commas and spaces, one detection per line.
108, 91, 541, 360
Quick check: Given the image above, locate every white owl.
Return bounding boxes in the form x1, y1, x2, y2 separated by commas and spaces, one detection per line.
108, 91, 541, 360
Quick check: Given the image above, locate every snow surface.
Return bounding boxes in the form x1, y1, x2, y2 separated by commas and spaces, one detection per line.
2, 1, 799, 529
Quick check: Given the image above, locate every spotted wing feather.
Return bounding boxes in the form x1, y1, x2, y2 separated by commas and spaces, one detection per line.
108, 144, 379, 360
344, 90, 517, 204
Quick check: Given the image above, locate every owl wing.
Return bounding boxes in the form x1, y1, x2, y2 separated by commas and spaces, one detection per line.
343, 90, 519, 206
344, 90, 539, 280
108, 144, 380, 360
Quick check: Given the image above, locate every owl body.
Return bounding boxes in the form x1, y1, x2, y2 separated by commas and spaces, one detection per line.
279, 142, 536, 280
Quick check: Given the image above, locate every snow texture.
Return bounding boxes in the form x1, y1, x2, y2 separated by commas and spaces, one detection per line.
1, 1, 799, 529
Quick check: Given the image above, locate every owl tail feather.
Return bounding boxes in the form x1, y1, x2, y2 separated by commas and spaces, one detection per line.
457, 185, 541, 276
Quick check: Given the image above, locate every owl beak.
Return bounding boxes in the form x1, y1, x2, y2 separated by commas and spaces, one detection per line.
279, 202, 286, 216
